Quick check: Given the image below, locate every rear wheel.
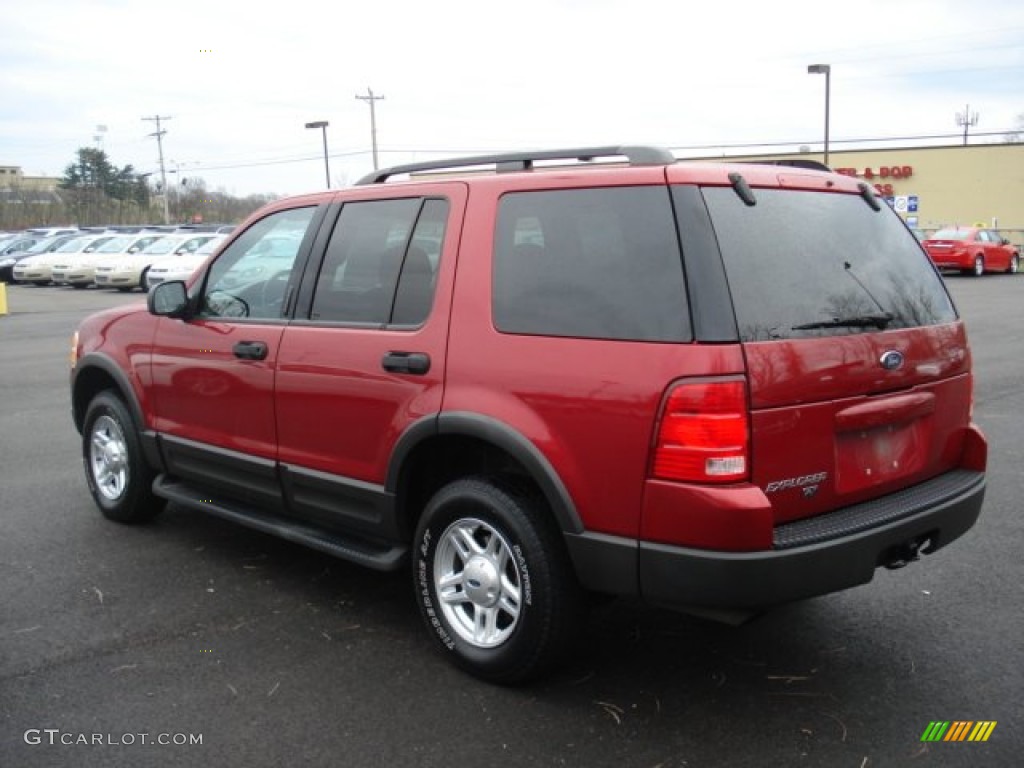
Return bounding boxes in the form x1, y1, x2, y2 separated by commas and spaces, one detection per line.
140, 268, 151, 293
82, 391, 164, 523
1007, 254, 1019, 274
972, 255, 985, 277
412, 476, 584, 684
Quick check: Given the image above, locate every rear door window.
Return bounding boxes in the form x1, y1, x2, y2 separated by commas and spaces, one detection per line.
493, 187, 690, 342
699, 187, 957, 341
309, 197, 448, 326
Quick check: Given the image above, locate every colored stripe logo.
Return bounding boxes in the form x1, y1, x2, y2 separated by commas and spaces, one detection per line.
921, 721, 997, 742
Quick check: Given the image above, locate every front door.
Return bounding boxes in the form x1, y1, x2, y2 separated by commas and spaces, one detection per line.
150, 204, 322, 507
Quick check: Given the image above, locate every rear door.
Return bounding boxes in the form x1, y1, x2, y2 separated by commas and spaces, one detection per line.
698, 180, 969, 523
273, 183, 466, 538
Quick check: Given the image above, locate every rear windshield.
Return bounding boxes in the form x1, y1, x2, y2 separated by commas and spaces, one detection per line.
701, 187, 957, 341
930, 228, 970, 240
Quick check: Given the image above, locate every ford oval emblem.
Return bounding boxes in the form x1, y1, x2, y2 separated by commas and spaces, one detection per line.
880, 350, 904, 370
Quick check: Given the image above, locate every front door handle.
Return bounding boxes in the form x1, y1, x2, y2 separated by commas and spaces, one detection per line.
233, 341, 268, 360
382, 351, 431, 375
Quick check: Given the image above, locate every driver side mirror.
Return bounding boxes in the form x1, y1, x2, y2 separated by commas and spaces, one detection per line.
148, 280, 190, 318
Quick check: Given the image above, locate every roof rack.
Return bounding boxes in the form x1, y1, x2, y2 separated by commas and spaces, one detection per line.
741, 159, 832, 172
356, 145, 676, 185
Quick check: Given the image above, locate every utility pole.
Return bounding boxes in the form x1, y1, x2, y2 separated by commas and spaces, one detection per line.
955, 105, 979, 146
355, 87, 384, 170
142, 115, 172, 223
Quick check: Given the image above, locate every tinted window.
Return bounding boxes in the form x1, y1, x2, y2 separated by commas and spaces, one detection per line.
701, 187, 957, 341
492, 187, 690, 342
310, 198, 446, 325
392, 199, 448, 326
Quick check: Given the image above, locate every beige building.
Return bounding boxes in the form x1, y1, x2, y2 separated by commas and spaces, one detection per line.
698, 143, 1023, 241
0, 165, 61, 192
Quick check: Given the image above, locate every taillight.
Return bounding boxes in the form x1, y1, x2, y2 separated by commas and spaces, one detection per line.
652, 378, 750, 484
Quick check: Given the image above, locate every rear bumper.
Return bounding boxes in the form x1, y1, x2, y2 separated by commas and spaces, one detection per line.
927, 253, 969, 269
566, 469, 985, 610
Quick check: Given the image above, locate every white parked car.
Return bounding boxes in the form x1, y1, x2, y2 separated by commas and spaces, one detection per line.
93, 234, 219, 291
12, 234, 118, 285
144, 235, 226, 290
52, 234, 166, 288
1, 234, 80, 282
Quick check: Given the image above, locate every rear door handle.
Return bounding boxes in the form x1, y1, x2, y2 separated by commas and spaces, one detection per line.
382, 351, 431, 375
233, 341, 269, 360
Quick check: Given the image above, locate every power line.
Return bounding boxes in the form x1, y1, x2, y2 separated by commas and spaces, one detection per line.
139, 129, 1022, 178
668, 129, 1018, 154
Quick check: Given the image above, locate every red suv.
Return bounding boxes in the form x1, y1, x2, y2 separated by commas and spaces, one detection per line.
71, 146, 987, 682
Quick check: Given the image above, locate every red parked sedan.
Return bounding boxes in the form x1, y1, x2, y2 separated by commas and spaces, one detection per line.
922, 227, 1020, 276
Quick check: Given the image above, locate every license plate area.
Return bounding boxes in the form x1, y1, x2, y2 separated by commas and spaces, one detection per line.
836, 420, 929, 494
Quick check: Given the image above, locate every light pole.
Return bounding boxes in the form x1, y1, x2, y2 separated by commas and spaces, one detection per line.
807, 64, 831, 166
305, 121, 331, 188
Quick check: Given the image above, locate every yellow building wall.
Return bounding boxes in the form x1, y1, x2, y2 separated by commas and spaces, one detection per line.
0, 166, 60, 192
700, 144, 1024, 235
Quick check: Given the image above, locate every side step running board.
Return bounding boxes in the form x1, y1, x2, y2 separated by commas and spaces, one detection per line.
153, 476, 408, 572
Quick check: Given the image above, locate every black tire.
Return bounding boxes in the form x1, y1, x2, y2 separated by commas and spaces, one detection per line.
82, 391, 164, 523
972, 255, 984, 277
1007, 254, 1019, 274
71, 283, 88, 290
140, 268, 150, 293
413, 476, 585, 684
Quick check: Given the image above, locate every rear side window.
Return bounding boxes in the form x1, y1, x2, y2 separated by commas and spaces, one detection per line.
700, 187, 957, 341
493, 187, 690, 342
310, 197, 448, 326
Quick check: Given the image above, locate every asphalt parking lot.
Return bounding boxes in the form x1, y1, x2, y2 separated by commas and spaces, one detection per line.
1, 277, 1021, 768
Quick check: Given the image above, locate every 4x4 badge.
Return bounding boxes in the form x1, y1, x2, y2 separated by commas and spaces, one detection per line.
880, 350, 904, 370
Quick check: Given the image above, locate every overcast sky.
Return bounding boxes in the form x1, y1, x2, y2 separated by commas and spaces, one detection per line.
2, 0, 1022, 196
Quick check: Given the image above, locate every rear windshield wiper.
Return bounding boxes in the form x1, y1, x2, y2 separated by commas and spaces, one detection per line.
792, 312, 893, 331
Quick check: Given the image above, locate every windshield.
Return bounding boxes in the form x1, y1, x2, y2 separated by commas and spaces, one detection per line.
25, 235, 68, 254
930, 228, 971, 241
196, 237, 224, 255
141, 238, 182, 255
55, 237, 94, 253
94, 236, 136, 253
700, 187, 957, 341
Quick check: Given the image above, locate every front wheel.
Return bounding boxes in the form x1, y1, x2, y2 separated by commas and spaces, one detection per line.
413, 477, 584, 684
1007, 254, 1019, 274
972, 255, 985, 277
82, 391, 164, 523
